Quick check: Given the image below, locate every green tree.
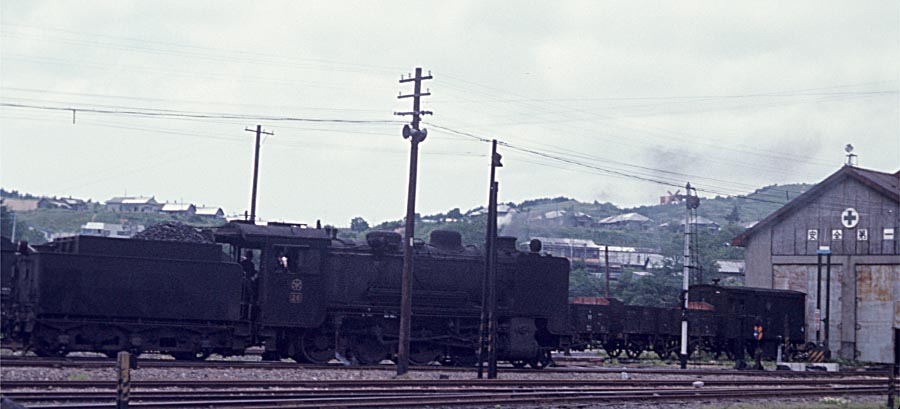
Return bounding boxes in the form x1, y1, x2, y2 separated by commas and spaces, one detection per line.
725, 204, 741, 224
350, 216, 370, 232
1, 204, 13, 238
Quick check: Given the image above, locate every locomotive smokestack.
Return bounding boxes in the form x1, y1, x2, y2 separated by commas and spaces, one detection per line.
529, 239, 542, 253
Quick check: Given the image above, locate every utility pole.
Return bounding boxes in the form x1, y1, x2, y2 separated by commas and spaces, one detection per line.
394, 67, 432, 376
679, 182, 699, 369
477, 139, 502, 379
245, 125, 273, 223
604, 245, 610, 298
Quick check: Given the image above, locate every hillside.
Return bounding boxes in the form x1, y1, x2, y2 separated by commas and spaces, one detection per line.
3, 183, 810, 306
366, 183, 810, 248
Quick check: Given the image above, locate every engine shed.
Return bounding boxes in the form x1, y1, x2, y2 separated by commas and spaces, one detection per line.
733, 165, 899, 364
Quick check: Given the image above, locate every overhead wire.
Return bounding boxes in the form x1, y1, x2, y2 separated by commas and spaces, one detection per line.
426, 123, 892, 212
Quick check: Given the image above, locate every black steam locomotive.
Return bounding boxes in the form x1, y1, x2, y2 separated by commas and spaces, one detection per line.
2, 222, 569, 367
1, 222, 806, 366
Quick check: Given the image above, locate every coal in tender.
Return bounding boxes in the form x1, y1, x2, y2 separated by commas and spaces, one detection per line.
133, 222, 212, 243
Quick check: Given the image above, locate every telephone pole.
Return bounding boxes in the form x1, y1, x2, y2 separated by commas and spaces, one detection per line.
245, 125, 273, 223
394, 67, 432, 376
478, 140, 502, 379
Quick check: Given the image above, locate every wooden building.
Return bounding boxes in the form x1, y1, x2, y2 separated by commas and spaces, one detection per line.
733, 165, 899, 364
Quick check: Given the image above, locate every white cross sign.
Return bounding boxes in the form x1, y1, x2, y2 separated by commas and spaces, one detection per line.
841, 208, 859, 228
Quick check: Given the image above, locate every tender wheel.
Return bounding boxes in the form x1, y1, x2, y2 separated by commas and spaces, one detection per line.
300, 329, 335, 364
409, 342, 441, 366
511, 360, 527, 368
449, 348, 478, 367
171, 351, 209, 361
528, 350, 551, 369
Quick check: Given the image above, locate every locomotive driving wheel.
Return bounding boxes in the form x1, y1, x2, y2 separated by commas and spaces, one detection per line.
353, 337, 388, 366
528, 349, 551, 369
449, 347, 478, 367
299, 329, 335, 364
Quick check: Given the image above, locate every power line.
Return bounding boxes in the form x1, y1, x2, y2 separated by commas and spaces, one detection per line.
427, 123, 891, 211
0, 102, 403, 124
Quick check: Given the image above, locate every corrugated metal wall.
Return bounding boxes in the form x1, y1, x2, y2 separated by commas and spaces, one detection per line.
773, 265, 842, 350
856, 264, 899, 363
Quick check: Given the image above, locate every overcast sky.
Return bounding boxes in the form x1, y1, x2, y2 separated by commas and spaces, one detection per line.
1, 1, 898, 226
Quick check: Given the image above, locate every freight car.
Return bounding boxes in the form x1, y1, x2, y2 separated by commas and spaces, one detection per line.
2, 222, 570, 368
568, 285, 807, 361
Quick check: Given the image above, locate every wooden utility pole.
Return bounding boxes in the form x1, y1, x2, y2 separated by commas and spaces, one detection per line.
394, 67, 432, 376
245, 125, 273, 222
478, 140, 502, 379
604, 246, 610, 298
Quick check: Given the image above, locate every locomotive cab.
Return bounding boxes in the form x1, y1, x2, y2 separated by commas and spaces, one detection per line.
214, 221, 332, 329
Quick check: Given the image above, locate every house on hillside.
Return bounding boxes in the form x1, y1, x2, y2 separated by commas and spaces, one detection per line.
106, 197, 161, 213
161, 203, 196, 216
195, 206, 225, 219
38, 197, 88, 211
596, 212, 653, 231
567, 211, 594, 227
732, 165, 899, 364
679, 216, 720, 232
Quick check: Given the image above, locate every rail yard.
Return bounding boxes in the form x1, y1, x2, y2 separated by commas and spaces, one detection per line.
0, 352, 893, 408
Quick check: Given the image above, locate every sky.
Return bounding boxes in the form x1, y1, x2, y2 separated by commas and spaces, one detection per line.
1, 1, 898, 227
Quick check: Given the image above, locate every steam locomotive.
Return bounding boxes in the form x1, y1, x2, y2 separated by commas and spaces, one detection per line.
2, 222, 568, 367
1, 221, 806, 366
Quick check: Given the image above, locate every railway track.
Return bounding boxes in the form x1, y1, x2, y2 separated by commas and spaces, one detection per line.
1, 380, 889, 408
1, 355, 888, 378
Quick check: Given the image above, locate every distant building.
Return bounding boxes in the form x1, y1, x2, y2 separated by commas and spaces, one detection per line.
195, 206, 225, 219
679, 216, 720, 232
2, 198, 39, 212
567, 211, 594, 227
596, 212, 653, 231
715, 259, 745, 276
733, 165, 899, 364
105, 197, 161, 213
530, 236, 666, 278
80, 222, 144, 238
38, 197, 88, 211
161, 203, 196, 216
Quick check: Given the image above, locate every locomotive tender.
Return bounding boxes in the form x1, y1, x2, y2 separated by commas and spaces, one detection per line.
3, 221, 569, 367
2, 221, 807, 366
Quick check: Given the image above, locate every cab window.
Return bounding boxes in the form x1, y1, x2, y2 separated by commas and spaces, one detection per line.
272, 245, 309, 274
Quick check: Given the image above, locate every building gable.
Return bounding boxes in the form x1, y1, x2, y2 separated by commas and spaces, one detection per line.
734, 166, 899, 247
